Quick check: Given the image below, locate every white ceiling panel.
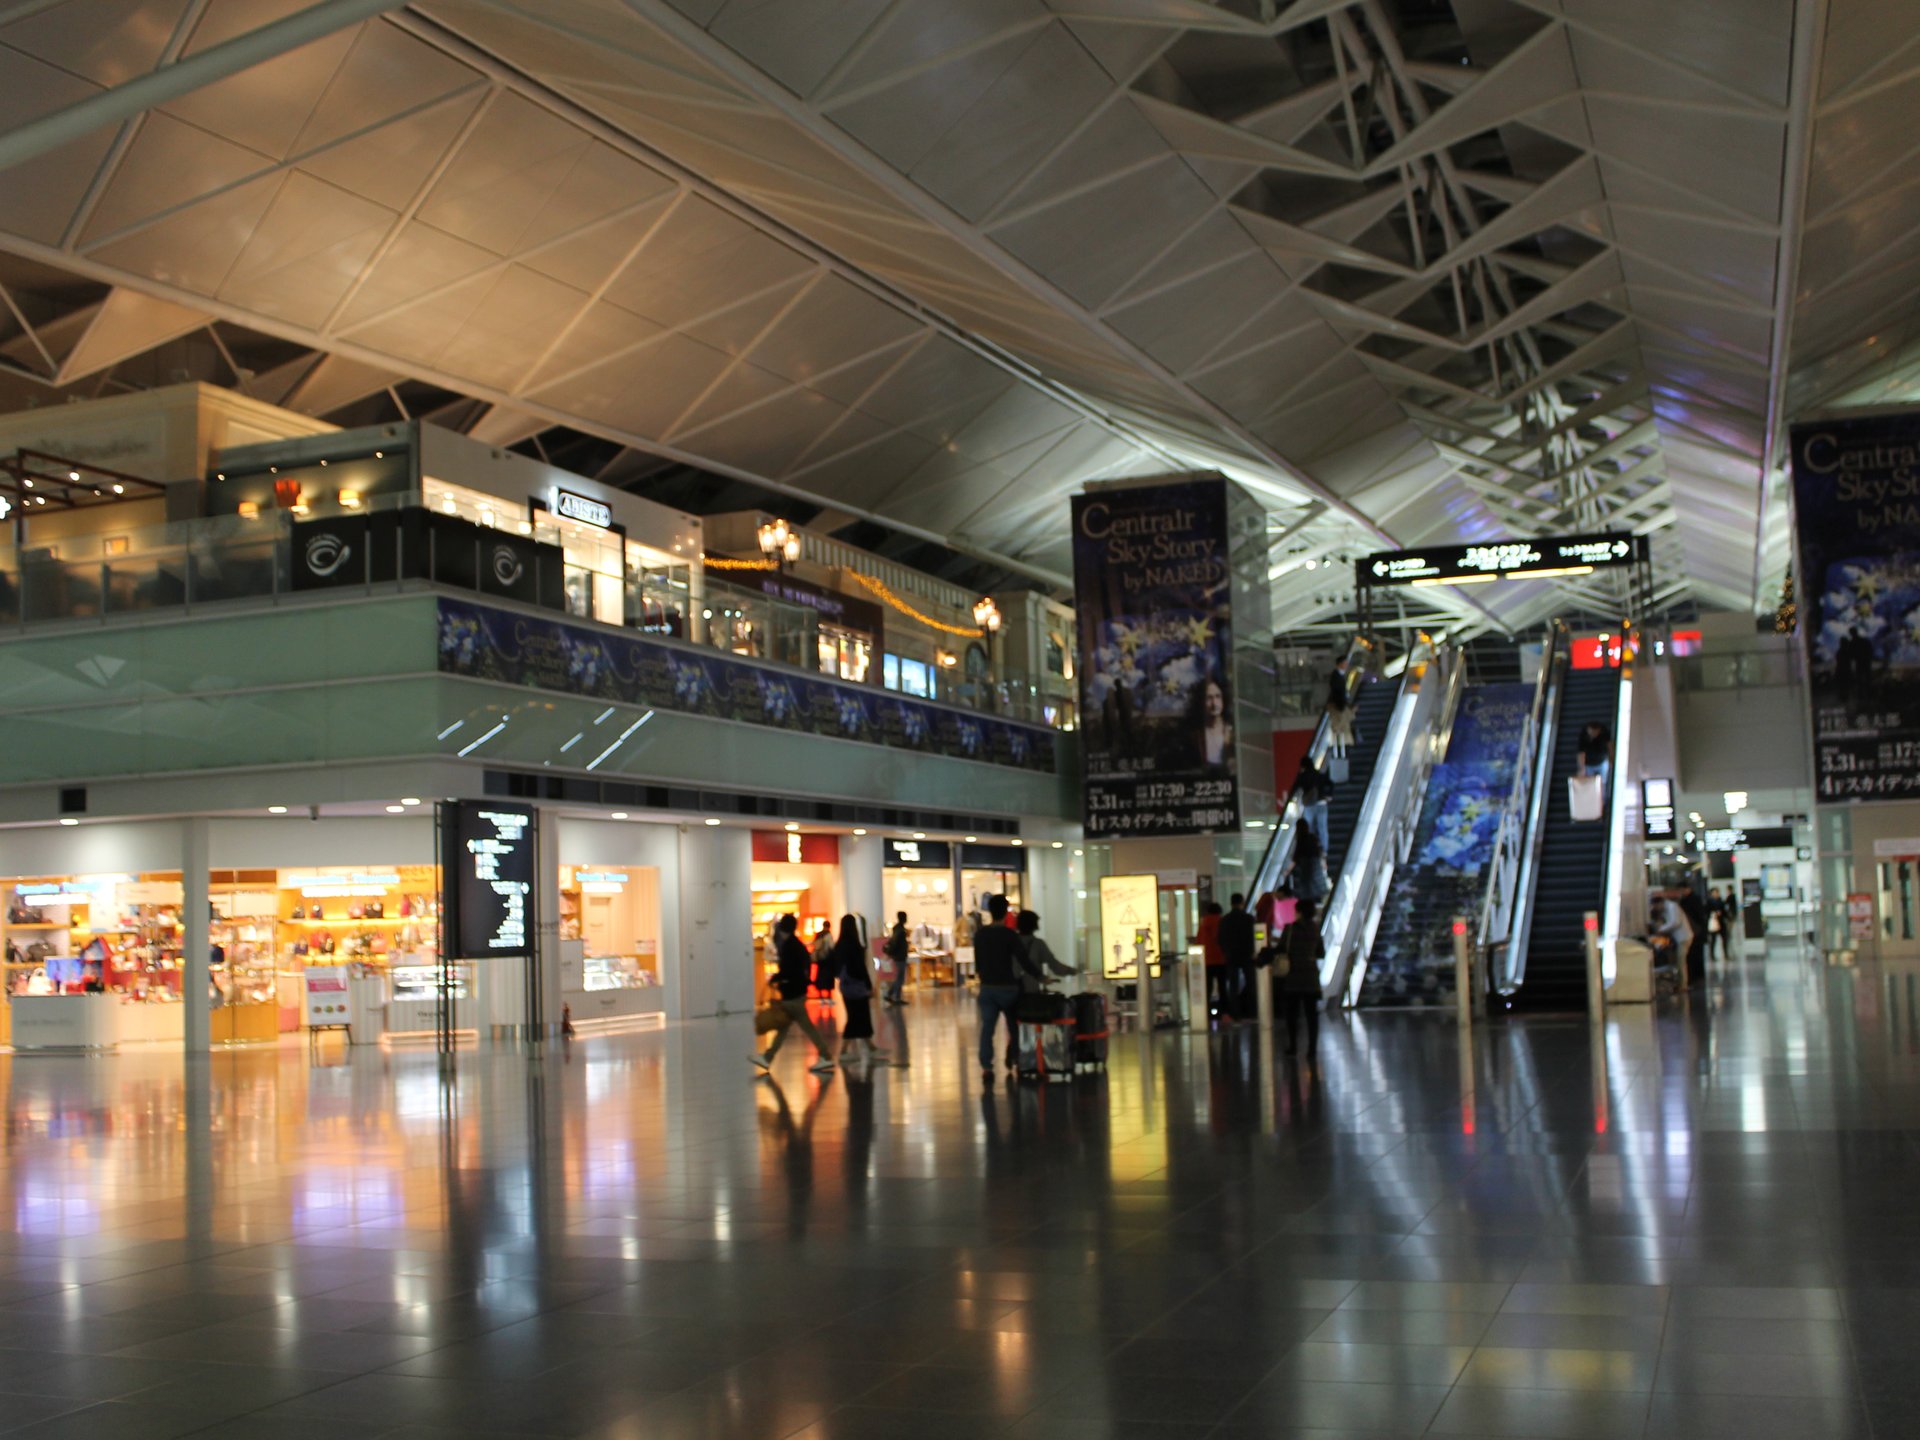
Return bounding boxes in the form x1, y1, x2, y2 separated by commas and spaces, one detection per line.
0, 0, 1899, 633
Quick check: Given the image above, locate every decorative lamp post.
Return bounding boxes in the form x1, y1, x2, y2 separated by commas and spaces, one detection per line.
757, 517, 800, 572
973, 596, 1002, 712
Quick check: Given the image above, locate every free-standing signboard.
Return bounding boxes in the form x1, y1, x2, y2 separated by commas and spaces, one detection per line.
1098, 874, 1161, 980
1072, 478, 1239, 838
1789, 408, 1920, 801
442, 802, 536, 958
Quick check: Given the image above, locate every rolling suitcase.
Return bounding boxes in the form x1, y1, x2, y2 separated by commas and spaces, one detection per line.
1070, 992, 1108, 1072
1017, 1018, 1073, 1083
1015, 992, 1072, 1082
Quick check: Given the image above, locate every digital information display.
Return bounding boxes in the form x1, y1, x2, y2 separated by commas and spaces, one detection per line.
1357, 532, 1648, 588
445, 802, 535, 958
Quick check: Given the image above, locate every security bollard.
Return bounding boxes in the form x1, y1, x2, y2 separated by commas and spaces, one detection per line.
1584, 911, 1605, 1018
1453, 916, 1472, 1030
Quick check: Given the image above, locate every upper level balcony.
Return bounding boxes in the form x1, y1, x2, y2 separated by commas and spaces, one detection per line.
0, 498, 1068, 816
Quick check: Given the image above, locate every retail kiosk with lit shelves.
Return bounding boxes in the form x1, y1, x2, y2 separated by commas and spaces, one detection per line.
557, 861, 666, 1033
0, 815, 479, 1050
749, 830, 844, 987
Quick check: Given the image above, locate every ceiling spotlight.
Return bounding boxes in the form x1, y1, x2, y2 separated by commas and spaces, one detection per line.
1051, 841, 1064, 849
610, 811, 628, 820
268, 806, 288, 814
965, 836, 978, 843
58, 818, 77, 827
402, 797, 421, 806
784, 822, 800, 832
703, 818, 721, 826
912, 832, 927, 840
1012, 839, 1025, 847
852, 828, 867, 836
385, 804, 405, 814
112, 484, 123, 494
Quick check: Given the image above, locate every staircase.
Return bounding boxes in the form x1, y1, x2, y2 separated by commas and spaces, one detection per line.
1510, 667, 1622, 1010
1323, 680, 1400, 887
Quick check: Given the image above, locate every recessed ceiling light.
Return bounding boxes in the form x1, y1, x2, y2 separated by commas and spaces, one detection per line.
1012, 839, 1024, 847
784, 822, 800, 832
912, 832, 926, 840
704, 818, 721, 827
852, 828, 866, 835
401, 797, 421, 806
58, 818, 78, 826
385, 804, 404, 814
610, 812, 628, 820
1051, 842, 1064, 849
965, 836, 977, 843
268, 806, 288, 815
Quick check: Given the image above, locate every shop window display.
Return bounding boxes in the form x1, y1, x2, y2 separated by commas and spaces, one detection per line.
557, 865, 665, 1033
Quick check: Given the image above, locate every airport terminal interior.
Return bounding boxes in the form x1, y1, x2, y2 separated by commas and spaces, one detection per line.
0, 0, 1916, 1436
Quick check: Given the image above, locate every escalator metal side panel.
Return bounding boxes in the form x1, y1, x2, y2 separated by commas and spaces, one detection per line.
1501, 652, 1568, 993
1324, 652, 1463, 1003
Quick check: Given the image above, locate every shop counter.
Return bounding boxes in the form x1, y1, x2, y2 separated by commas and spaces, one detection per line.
211, 1001, 277, 1043
10, 995, 185, 1049
564, 981, 665, 1034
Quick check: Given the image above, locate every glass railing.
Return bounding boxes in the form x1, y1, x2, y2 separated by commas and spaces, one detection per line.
0, 506, 1062, 728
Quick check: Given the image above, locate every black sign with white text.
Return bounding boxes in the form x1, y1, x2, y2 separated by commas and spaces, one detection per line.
443, 802, 536, 958
1357, 532, 1648, 588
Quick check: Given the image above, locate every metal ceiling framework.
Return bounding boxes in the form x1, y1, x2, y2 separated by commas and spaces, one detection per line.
0, 0, 1897, 638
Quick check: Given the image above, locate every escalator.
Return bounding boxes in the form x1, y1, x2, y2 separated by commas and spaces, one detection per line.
1249, 671, 1403, 903
1508, 667, 1622, 1011
1358, 682, 1534, 1008
1321, 680, 1401, 887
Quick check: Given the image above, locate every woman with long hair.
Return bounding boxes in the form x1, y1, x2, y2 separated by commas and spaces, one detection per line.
831, 914, 888, 1066
1188, 676, 1233, 769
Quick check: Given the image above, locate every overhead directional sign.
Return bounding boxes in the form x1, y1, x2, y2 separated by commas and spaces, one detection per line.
1356, 532, 1648, 588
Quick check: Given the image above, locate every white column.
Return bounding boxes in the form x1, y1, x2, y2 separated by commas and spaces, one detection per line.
181, 817, 211, 1052
677, 825, 754, 1019
843, 832, 885, 942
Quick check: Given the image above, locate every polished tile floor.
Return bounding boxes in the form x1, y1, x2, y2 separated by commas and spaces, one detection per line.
0, 944, 1916, 1437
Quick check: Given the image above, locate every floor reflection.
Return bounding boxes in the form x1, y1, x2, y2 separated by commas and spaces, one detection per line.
0, 943, 1909, 1437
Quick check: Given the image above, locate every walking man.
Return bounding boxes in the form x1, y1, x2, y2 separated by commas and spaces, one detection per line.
883, 910, 910, 1005
753, 914, 837, 1075
1217, 892, 1258, 1023
974, 894, 1042, 1082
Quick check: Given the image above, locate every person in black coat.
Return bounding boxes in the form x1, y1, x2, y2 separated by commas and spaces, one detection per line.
1278, 897, 1327, 1060
754, 914, 837, 1075
1217, 892, 1258, 1022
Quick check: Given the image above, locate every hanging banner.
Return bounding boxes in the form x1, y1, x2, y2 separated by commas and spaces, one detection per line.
1790, 410, 1920, 801
1072, 478, 1238, 838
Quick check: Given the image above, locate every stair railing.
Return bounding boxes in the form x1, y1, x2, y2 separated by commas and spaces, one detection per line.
1485, 621, 1570, 992
1329, 640, 1466, 1005
1479, 621, 1568, 994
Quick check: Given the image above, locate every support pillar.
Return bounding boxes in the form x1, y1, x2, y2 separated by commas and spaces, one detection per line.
843, 832, 885, 941
182, 816, 210, 1053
